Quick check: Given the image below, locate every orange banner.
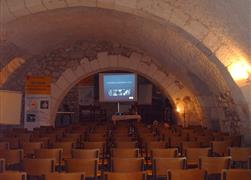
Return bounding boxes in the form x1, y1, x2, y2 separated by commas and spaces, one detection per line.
25, 76, 51, 95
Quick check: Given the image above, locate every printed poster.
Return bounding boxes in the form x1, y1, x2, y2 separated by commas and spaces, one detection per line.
24, 76, 52, 130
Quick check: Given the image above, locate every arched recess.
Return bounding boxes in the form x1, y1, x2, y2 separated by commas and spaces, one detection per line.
3, 5, 247, 113
3, 6, 246, 116
50, 52, 204, 126
1, 2, 249, 142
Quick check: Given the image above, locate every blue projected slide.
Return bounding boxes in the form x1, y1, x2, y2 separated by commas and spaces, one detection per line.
99, 73, 137, 102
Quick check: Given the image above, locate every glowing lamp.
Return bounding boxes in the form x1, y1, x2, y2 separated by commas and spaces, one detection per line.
228, 60, 251, 81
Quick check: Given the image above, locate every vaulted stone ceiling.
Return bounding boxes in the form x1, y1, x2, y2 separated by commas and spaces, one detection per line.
1, 7, 235, 94
0, 0, 250, 138
1, 0, 249, 66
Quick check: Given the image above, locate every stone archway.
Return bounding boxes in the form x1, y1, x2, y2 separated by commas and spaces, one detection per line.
1, 1, 249, 142
50, 51, 203, 126
2, 5, 249, 133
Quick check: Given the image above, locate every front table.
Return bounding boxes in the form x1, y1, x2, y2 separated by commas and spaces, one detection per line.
111, 114, 141, 124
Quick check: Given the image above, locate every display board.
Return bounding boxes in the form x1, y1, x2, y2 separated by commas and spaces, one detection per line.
0, 90, 22, 125
99, 73, 137, 102
24, 76, 52, 130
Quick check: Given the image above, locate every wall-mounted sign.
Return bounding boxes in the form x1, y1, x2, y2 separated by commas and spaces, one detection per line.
25, 76, 51, 95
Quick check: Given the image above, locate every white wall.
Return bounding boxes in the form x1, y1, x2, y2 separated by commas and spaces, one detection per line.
0, 90, 22, 125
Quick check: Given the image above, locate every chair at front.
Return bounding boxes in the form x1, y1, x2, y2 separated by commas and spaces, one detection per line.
146, 141, 168, 159
111, 148, 140, 158
0, 158, 5, 172
152, 157, 186, 179
199, 156, 231, 180
211, 141, 231, 156
43, 172, 85, 180
115, 141, 137, 148
181, 141, 200, 156
65, 158, 99, 179
0, 149, 23, 169
23, 158, 55, 178
249, 156, 251, 168
229, 147, 251, 168
82, 141, 105, 159
104, 171, 147, 180
151, 148, 178, 158
72, 149, 99, 159
34, 148, 63, 167
185, 148, 210, 168
167, 169, 207, 180
110, 157, 144, 172
53, 142, 75, 159
0, 142, 9, 150
222, 169, 251, 180
21, 142, 43, 158
0, 171, 27, 180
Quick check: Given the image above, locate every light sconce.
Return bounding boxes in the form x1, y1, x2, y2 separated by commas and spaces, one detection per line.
227, 60, 251, 82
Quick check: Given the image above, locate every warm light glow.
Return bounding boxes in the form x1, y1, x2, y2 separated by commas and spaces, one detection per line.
228, 60, 251, 81
176, 104, 184, 113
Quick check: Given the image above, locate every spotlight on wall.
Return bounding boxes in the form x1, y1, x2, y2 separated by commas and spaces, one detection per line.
176, 104, 184, 114
227, 60, 251, 82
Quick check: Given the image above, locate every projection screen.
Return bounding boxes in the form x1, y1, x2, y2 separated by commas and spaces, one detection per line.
99, 73, 137, 102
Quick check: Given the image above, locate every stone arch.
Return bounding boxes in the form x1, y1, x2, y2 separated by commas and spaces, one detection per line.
3, 4, 247, 111
1, 1, 249, 142
3, 4, 247, 113
50, 52, 203, 126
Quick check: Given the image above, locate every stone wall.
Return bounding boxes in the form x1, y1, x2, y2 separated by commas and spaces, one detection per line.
3, 40, 135, 90
2, 40, 203, 126
58, 85, 79, 122
2, 39, 248, 141
1, 40, 137, 123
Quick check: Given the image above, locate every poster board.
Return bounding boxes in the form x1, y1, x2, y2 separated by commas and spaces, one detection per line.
0, 90, 22, 125
24, 76, 52, 130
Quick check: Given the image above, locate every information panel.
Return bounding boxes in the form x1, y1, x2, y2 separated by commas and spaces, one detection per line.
25, 76, 52, 130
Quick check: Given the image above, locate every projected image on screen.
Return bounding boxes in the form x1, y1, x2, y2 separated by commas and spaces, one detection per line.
99, 73, 137, 102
